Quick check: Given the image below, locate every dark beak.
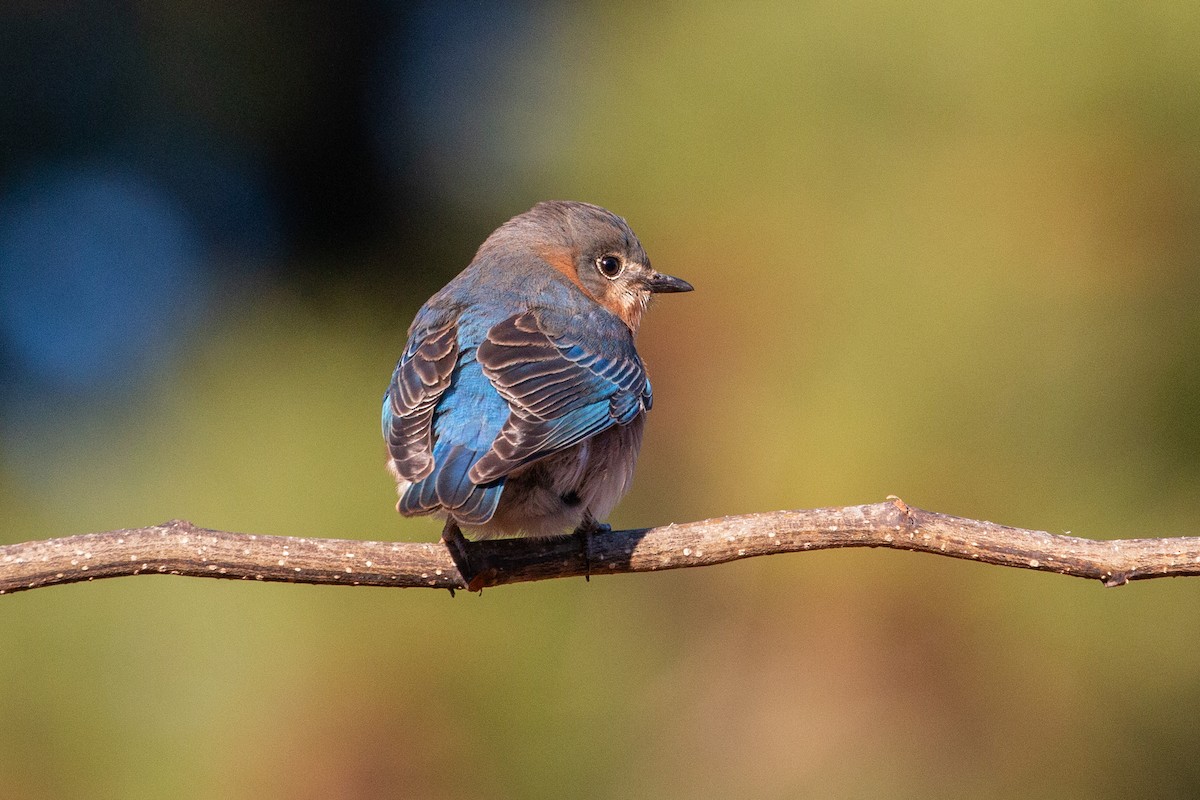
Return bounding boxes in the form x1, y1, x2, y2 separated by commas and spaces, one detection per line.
646, 271, 694, 294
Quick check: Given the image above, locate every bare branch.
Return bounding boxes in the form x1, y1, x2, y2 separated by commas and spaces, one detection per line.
3, 499, 1199, 596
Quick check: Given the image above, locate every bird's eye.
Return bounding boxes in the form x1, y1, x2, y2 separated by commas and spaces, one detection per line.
597, 255, 624, 279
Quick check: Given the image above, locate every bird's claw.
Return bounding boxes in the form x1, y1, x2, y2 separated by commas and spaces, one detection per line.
572, 515, 611, 582
441, 520, 477, 595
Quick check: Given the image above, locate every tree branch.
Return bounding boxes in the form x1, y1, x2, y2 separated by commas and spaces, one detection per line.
3, 499, 1198, 596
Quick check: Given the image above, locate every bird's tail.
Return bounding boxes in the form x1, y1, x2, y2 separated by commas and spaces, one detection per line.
397, 440, 505, 526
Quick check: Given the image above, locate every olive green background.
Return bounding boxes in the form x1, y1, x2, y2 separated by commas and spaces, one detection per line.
5, 3, 1200, 798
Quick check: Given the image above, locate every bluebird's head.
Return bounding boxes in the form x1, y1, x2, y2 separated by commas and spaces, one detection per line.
478, 200, 693, 331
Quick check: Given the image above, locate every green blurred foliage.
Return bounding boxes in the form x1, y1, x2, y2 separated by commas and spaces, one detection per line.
5, 2, 1200, 798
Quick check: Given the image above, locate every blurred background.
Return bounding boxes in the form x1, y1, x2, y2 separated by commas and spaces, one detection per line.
3, 1, 1200, 797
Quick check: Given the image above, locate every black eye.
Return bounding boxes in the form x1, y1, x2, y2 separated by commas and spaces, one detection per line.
597, 255, 624, 279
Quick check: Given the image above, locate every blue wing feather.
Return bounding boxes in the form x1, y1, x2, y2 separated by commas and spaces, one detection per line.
469, 309, 649, 483
386, 303, 648, 524
383, 319, 458, 482
386, 311, 508, 524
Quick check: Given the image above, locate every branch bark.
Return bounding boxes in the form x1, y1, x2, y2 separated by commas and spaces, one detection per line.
3, 499, 1199, 596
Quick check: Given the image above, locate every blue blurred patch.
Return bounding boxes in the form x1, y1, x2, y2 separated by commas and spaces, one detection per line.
0, 165, 208, 395
369, 0, 562, 207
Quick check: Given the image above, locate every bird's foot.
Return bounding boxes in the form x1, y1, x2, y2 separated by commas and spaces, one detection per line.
441, 520, 479, 595
571, 514, 611, 582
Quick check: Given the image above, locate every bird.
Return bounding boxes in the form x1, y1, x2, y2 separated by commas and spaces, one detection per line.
381, 200, 692, 560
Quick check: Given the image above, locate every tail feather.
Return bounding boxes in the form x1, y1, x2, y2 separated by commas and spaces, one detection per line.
397, 440, 504, 525
452, 478, 504, 525
434, 445, 482, 510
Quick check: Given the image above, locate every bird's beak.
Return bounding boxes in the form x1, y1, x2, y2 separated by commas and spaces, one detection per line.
645, 271, 694, 293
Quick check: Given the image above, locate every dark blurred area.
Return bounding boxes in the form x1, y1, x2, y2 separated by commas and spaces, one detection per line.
0, 1, 515, 408
4, 2, 1200, 799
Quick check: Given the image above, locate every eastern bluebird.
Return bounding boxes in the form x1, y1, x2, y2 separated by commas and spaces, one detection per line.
382, 201, 691, 552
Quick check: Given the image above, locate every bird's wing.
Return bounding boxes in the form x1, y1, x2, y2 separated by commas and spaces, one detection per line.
469, 308, 651, 483
386, 312, 511, 525
382, 318, 459, 482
